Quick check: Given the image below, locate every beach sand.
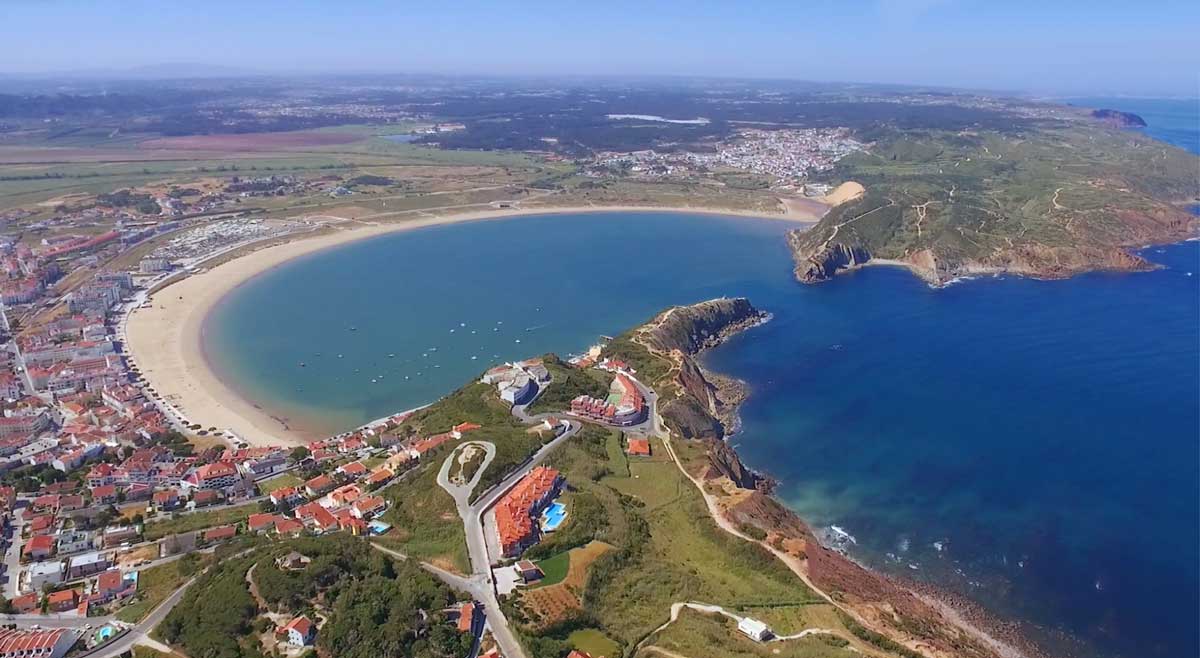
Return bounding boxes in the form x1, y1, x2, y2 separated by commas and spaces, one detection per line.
126, 203, 822, 447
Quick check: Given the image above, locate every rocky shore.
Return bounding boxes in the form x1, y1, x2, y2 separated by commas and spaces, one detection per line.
629, 297, 1054, 658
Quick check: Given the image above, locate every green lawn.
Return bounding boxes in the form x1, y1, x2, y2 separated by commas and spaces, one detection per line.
604, 430, 630, 478
142, 503, 259, 541
258, 472, 303, 491
568, 628, 621, 658
116, 553, 209, 623
532, 552, 570, 588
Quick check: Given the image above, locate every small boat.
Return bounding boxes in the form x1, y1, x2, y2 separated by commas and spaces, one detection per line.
388, 353, 395, 358
470, 356, 477, 360
337, 354, 344, 359
299, 362, 306, 367
514, 338, 521, 343
350, 327, 357, 332
371, 379, 377, 383
430, 347, 438, 352
460, 322, 466, 327
450, 329, 456, 333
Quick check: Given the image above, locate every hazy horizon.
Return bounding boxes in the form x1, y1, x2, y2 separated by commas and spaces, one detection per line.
2, 0, 1198, 96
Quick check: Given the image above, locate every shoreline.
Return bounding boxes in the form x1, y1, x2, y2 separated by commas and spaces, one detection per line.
125, 203, 820, 447
677, 314, 1048, 658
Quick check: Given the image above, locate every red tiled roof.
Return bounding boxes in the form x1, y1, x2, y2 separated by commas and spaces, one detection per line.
626, 438, 651, 456
494, 466, 560, 555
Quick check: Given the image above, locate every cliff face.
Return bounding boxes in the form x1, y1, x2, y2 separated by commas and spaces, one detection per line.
790, 238, 873, 283
640, 297, 769, 354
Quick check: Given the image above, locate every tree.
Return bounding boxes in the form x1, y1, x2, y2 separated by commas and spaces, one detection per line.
289, 447, 311, 462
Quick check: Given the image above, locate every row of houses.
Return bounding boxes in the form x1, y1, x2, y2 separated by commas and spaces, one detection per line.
495, 466, 564, 557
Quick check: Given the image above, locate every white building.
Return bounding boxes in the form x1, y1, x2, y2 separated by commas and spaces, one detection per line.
23, 560, 64, 593
737, 617, 772, 642
499, 375, 536, 405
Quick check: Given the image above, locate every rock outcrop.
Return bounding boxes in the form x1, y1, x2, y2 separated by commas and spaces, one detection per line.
791, 240, 872, 283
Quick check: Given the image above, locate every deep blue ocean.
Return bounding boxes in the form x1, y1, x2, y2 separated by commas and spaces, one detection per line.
207, 100, 1198, 658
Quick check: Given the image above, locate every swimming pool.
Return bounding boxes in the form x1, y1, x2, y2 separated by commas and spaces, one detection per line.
541, 501, 567, 532
95, 625, 117, 642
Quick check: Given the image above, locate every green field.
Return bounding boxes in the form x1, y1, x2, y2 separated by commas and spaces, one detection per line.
116, 553, 210, 623
532, 552, 570, 588
142, 503, 259, 541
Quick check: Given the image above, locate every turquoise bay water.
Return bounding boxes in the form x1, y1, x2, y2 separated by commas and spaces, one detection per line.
208, 100, 1199, 658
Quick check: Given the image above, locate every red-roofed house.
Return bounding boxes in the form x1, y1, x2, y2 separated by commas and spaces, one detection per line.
281, 615, 315, 646
46, 588, 78, 612
203, 525, 236, 543
457, 601, 478, 633
248, 513, 280, 534
626, 438, 651, 456
89, 484, 118, 505
23, 534, 55, 560
337, 461, 368, 479
304, 474, 334, 497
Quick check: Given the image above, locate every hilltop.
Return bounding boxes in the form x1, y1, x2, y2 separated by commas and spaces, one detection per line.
789, 122, 1198, 285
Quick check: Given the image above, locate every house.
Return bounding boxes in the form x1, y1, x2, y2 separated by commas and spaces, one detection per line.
90, 484, 118, 504
364, 468, 393, 488
295, 502, 338, 533
282, 615, 315, 646
269, 486, 304, 508
24, 560, 64, 593
101, 525, 138, 548
304, 474, 334, 497
191, 489, 223, 507
275, 551, 311, 571
457, 601, 478, 633
23, 534, 55, 560
46, 588, 78, 612
350, 496, 386, 520
514, 559, 543, 583
248, 513, 280, 534
203, 525, 237, 543
152, 488, 181, 511
95, 569, 132, 600
338, 461, 368, 479
66, 551, 109, 579
737, 617, 772, 642
55, 530, 93, 555
9, 592, 38, 613
274, 517, 305, 537
626, 438, 651, 456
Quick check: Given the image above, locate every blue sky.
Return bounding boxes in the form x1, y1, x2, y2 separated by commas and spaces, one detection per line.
2, 0, 1197, 95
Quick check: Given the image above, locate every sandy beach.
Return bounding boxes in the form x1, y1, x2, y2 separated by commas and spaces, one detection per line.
125, 203, 823, 447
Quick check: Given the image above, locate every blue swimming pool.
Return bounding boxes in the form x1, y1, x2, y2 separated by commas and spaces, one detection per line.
541, 501, 567, 531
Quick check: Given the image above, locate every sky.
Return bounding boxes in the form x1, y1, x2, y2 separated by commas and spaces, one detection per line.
2, 0, 1198, 96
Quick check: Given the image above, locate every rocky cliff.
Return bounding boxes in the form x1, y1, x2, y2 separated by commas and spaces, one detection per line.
639, 296, 769, 354
630, 297, 772, 489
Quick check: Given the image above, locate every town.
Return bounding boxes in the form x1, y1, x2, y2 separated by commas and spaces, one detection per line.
586, 128, 864, 189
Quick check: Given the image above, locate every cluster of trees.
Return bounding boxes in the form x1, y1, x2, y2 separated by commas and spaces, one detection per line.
345, 174, 395, 187
96, 189, 160, 214
159, 536, 470, 658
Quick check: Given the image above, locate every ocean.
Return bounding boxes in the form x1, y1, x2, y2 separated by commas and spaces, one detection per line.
205, 100, 1198, 658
